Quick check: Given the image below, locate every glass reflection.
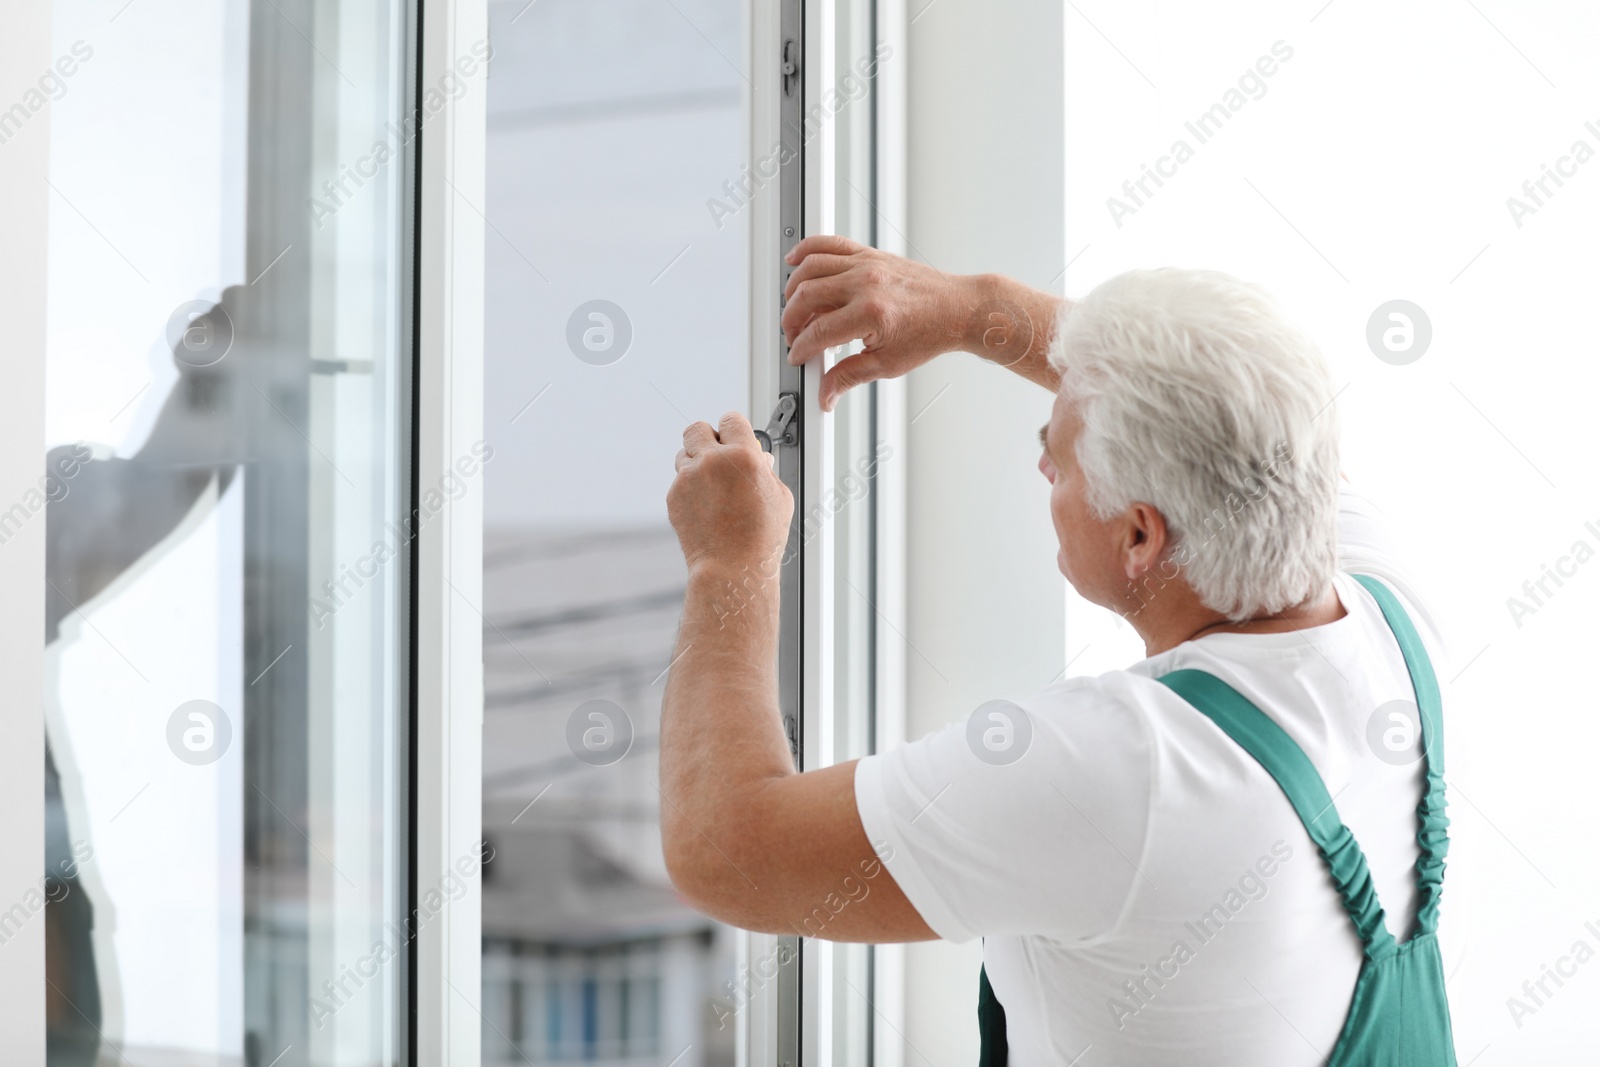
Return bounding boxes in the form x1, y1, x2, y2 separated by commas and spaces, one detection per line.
42, 2, 415, 1063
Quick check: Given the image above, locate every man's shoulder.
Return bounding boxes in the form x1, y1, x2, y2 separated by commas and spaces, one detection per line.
1027, 661, 1293, 760
1019, 668, 1206, 751
1028, 669, 1156, 711
1032, 664, 1205, 713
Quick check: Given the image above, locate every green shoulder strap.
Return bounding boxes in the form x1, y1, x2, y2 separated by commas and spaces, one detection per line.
1157, 667, 1398, 959
1350, 573, 1449, 938
1157, 573, 1449, 952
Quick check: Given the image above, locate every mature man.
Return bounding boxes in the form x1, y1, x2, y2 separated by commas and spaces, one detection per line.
661, 235, 1458, 1065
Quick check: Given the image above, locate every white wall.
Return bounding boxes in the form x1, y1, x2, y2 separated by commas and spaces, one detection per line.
901, 2, 1066, 1061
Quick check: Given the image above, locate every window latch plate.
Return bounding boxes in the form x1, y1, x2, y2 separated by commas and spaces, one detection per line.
755, 392, 799, 452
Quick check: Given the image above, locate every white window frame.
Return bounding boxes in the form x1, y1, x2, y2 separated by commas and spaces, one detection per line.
743, 0, 910, 1063
0, 3, 52, 1061
414, 0, 487, 1061
743, 3, 812, 1061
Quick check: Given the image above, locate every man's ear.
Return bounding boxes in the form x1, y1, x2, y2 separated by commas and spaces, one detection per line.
1123, 502, 1169, 580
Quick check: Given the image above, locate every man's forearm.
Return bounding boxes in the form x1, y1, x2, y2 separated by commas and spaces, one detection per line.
659, 557, 795, 890
962, 273, 1070, 392
657, 551, 933, 941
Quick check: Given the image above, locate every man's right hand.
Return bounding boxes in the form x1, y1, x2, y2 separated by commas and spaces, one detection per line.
781, 235, 1065, 410
783, 235, 975, 412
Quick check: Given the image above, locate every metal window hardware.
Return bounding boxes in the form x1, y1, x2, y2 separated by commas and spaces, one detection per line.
772, 15, 805, 1067
754, 392, 798, 452
782, 38, 800, 98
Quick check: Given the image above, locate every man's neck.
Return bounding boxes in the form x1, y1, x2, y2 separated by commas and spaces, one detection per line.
1133, 581, 1346, 658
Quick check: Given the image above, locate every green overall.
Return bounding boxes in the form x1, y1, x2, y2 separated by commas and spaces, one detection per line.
978, 574, 1455, 1065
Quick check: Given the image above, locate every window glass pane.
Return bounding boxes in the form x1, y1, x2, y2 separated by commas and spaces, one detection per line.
42, 2, 414, 1063
479, 1, 748, 1063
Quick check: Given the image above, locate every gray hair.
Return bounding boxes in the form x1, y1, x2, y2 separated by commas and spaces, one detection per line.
1048, 268, 1340, 621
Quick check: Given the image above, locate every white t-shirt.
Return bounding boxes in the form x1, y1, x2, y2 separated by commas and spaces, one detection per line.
855, 487, 1464, 1066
